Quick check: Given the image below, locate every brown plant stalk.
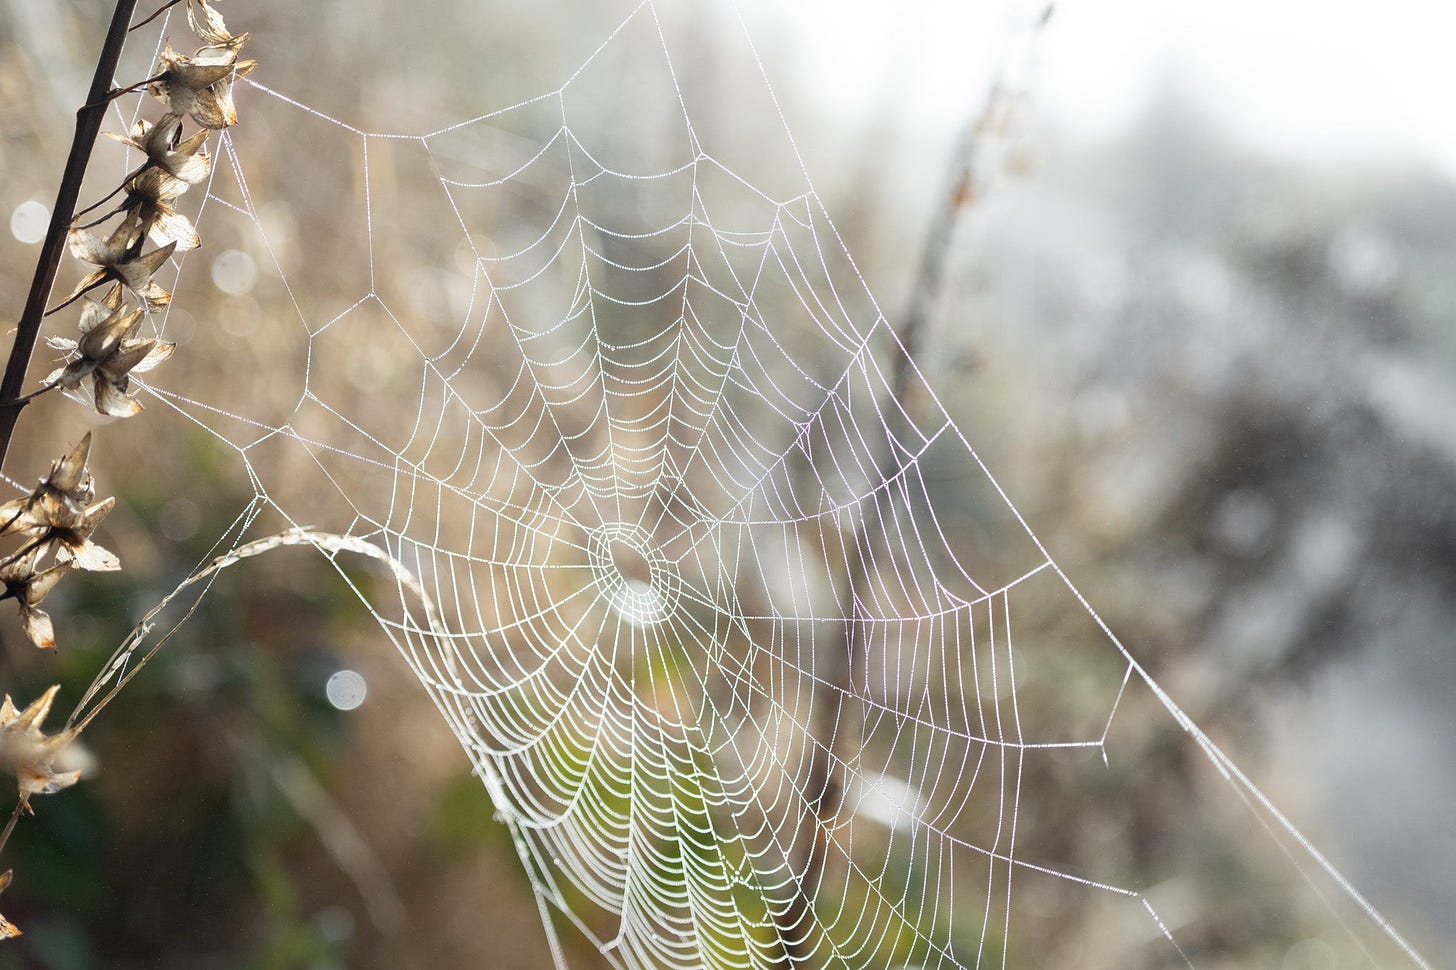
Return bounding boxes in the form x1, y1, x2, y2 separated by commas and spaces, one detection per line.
0, 0, 142, 472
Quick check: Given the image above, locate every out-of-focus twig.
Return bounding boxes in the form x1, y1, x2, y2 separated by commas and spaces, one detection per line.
894, 2, 1054, 399
781, 6, 1055, 965
265, 745, 409, 933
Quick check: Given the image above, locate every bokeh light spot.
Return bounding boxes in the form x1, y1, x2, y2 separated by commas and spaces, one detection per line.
211, 248, 258, 295
10, 200, 48, 244
325, 668, 368, 711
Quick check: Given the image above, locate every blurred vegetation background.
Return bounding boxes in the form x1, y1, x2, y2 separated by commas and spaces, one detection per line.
0, 0, 1452, 967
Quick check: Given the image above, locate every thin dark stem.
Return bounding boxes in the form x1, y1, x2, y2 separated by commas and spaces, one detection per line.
0, 0, 142, 472
0, 379, 64, 411
106, 73, 165, 102
74, 167, 143, 220
130, 0, 182, 33
0, 802, 24, 858
44, 276, 108, 317
75, 73, 164, 114
75, 206, 126, 231
779, 542, 863, 966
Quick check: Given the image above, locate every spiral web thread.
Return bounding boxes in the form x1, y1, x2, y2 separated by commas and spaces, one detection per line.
81, 1, 1432, 967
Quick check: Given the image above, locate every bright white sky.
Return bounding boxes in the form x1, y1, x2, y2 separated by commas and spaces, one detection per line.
747, 0, 1456, 174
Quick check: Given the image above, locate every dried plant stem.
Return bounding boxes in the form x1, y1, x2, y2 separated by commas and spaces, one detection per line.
0, 803, 24, 859
73, 206, 126, 230
0, 0, 141, 472
779, 546, 863, 965
265, 748, 408, 933
72, 177, 135, 220
85, 73, 165, 108
42, 279, 106, 318
0, 379, 64, 412
896, 4, 1052, 394
781, 8, 1055, 963
70, 528, 442, 734
130, 0, 182, 33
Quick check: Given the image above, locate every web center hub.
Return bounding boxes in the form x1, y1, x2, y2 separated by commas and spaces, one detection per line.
587, 523, 681, 626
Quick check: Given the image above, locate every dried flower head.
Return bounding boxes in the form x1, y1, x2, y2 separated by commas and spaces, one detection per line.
187, 0, 248, 50
0, 434, 120, 572
0, 433, 94, 534
120, 166, 202, 252
0, 549, 71, 650
62, 218, 175, 311
47, 289, 175, 417
0, 870, 18, 939
104, 113, 212, 186
0, 687, 85, 809
148, 42, 256, 129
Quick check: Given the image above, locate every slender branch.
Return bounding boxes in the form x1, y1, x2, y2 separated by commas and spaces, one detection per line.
892, 79, 1010, 400
83, 72, 165, 110
0, 803, 25, 859
264, 748, 408, 933
73, 169, 143, 220
73, 206, 126, 231
894, 3, 1054, 399
0, 378, 62, 416
0, 0, 142, 472
43, 277, 107, 317
130, 0, 182, 33
780, 6, 1056, 964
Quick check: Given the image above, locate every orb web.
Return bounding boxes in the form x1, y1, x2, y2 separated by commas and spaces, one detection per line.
83, 1, 1436, 967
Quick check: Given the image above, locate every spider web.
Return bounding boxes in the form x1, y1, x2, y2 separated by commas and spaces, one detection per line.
87, 1, 1433, 967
